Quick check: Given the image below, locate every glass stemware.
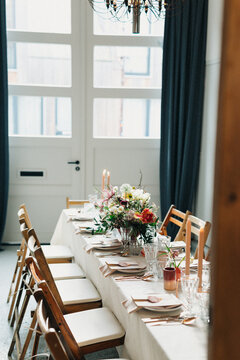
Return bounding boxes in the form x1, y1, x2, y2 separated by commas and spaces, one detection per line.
181, 270, 199, 317
143, 243, 158, 277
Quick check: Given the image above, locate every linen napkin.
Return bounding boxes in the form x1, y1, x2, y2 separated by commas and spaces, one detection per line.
67, 214, 94, 222
84, 239, 122, 253
99, 261, 146, 278
180, 259, 210, 269
122, 293, 182, 314
74, 221, 96, 234
169, 241, 186, 249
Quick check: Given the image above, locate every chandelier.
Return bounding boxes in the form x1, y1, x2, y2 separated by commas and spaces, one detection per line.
88, 1, 184, 34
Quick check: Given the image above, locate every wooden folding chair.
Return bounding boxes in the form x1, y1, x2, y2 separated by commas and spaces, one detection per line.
159, 204, 191, 242
30, 279, 125, 360
27, 228, 102, 314
66, 197, 89, 208
35, 297, 71, 359
8, 224, 102, 360
187, 214, 211, 259
7, 204, 77, 324
18, 204, 74, 264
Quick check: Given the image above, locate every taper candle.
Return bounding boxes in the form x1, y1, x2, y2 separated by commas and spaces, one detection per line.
102, 169, 106, 192
198, 227, 204, 291
185, 219, 191, 275
107, 171, 110, 187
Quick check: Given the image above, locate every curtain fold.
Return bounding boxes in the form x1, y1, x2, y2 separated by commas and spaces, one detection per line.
0, 0, 9, 244
160, 0, 208, 222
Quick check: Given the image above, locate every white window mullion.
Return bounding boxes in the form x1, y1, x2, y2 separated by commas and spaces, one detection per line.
92, 35, 163, 47
7, 30, 72, 45
92, 88, 161, 99
8, 85, 73, 97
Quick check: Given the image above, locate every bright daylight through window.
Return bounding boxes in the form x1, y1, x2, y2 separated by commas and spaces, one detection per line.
6, 0, 163, 138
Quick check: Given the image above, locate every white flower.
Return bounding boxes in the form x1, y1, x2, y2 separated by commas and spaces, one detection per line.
118, 206, 124, 212
120, 183, 132, 194
132, 189, 144, 200
113, 186, 118, 193
142, 192, 151, 201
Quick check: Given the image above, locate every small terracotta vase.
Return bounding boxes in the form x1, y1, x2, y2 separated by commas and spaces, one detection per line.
175, 267, 181, 281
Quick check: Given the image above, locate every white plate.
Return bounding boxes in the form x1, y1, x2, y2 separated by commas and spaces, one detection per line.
144, 304, 182, 313
94, 244, 122, 250
117, 267, 146, 274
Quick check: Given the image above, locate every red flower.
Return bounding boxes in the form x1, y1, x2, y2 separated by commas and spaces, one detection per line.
140, 208, 157, 224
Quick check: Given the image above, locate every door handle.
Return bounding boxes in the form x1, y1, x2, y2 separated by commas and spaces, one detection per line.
67, 160, 80, 165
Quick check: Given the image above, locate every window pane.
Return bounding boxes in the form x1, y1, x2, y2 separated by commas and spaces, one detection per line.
9, 96, 71, 137
94, 46, 162, 88
6, 0, 71, 33
8, 43, 71, 86
93, 98, 160, 138
94, 5, 164, 36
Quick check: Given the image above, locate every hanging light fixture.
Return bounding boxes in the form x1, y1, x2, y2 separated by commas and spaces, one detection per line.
88, 1, 184, 34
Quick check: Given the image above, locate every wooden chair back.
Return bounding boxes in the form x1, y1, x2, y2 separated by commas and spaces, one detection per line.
35, 297, 71, 360
188, 214, 211, 259
26, 229, 65, 311
18, 204, 32, 229
31, 279, 83, 360
159, 205, 191, 242
66, 197, 89, 209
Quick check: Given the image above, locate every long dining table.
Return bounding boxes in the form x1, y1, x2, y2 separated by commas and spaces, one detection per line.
51, 208, 208, 360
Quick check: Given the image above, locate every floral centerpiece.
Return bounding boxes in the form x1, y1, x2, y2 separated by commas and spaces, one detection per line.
94, 183, 159, 244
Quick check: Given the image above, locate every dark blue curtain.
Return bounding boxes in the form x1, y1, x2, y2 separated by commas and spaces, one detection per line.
0, 0, 9, 244
160, 0, 208, 221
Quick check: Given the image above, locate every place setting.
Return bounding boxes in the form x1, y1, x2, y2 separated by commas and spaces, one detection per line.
99, 259, 147, 277
84, 237, 123, 253
122, 292, 182, 314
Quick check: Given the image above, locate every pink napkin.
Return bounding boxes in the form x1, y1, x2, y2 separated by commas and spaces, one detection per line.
122, 293, 182, 314
99, 261, 146, 278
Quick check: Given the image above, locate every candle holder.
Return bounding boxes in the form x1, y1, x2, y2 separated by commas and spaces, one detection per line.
163, 267, 176, 291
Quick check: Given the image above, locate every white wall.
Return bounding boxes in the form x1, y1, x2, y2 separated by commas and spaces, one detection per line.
196, 0, 224, 243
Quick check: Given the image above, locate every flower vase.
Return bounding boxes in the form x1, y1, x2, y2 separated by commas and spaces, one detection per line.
118, 227, 131, 254
175, 267, 181, 281
129, 235, 142, 256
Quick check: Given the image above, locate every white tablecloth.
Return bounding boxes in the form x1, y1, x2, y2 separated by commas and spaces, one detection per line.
51, 209, 207, 360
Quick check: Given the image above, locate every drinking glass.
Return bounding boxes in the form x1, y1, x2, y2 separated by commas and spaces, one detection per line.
198, 291, 210, 324
158, 234, 171, 252
181, 270, 199, 316
156, 255, 168, 279
143, 243, 158, 276
163, 267, 176, 290
202, 263, 211, 292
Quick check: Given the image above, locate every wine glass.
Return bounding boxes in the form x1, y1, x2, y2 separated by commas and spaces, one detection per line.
181, 270, 199, 317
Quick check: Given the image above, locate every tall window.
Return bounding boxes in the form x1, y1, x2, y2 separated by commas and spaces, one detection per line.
92, 12, 163, 138
6, 0, 72, 136
6, 1, 163, 138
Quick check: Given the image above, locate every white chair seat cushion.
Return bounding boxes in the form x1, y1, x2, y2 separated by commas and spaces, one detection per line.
49, 263, 85, 280
56, 279, 101, 305
42, 245, 73, 260
64, 307, 125, 347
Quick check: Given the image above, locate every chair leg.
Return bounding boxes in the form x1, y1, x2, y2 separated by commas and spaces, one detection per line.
8, 265, 27, 323
7, 262, 19, 303
7, 239, 26, 304
30, 323, 41, 359
8, 288, 32, 358
19, 311, 37, 360
10, 272, 27, 326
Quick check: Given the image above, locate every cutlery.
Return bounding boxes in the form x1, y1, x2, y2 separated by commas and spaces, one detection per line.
149, 317, 196, 326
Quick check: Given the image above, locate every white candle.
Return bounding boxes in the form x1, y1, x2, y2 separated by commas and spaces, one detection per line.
185, 219, 191, 275
102, 169, 106, 192
198, 227, 204, 291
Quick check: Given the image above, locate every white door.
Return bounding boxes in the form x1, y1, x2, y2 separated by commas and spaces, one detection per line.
5, 0, 86, 243
5, 0, 163, 244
